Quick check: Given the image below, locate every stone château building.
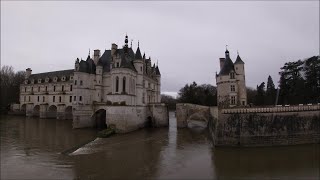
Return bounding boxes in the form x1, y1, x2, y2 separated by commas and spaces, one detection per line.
19, 35, 168, 132
216, 48, 247, 107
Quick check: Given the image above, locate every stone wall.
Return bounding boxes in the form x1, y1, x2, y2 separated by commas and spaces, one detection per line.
149, 103, 169, 127
215, 106, 320, 146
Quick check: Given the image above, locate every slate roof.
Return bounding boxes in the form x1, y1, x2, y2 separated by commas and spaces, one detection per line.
28, 69, 74, 83
135, 47, 142, 60
78, 55, 96, 74
234, 55, 244, 64
219, 57, 235, 75
155, 66, 161, 75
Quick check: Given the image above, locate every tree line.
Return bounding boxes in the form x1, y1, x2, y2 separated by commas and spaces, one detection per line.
0, 66, 25, 113
255, 56, 319, 105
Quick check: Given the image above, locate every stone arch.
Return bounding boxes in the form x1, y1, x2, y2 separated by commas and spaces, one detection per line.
92, 109, 107, 129
47, 105, 57, 119
33, 105, 40, 117
21, 104, 26, 112
65, 106, 73, 120
186, 112, 209, 128
145, 116, 153, 128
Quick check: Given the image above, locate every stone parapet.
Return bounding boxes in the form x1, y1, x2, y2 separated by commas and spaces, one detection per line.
221, 104, 320, 114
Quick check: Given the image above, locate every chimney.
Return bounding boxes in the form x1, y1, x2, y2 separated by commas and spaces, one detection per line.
219, 58, 225, 70
111, 43, 118, 55
25, 68, 32, 79
93, 49, 101, 65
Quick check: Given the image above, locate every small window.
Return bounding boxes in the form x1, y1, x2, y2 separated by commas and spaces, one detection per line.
70, 76, 73, 80
231, 96, 236, 105
38, 86, 40, 92
31, 87, 33, 92
29, 96, 30, 101
116, 62, 120, 67
242, 101, 245, 106
45, 86, 47, 91
74, 96, 76, 101
53, 96, 55, 102
80, 80, 83, 86
70, 96, 72, 102
230, 72, 235, 79
140, 67, 142, 72
25, 87, 26, 92
79, 96, 82, 101
116, 77, 119, 92
70, 85, 72, 91
231, 85, 235, 92
62, 85, 64, 91
75, 80, 77, 85
54, 86, 56, 92
43, 96, 45, 102
59, 96, 61, 102
37, 96, 39, 102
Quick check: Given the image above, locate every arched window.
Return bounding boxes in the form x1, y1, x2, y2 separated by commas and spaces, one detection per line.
122, 77, 126, 93
116, 76, 119, 92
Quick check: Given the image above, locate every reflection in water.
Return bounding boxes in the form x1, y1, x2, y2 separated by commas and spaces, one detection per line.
1, 113, 319, 179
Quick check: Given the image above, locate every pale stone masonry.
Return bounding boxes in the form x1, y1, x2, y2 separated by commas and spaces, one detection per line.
216, 48, 247, 107
19, 35, 168, 132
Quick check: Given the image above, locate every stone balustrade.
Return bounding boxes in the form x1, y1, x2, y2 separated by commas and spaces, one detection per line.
221, 104, 320, 114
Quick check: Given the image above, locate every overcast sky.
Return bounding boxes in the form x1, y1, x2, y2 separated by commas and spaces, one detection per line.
1, 1, 319, 97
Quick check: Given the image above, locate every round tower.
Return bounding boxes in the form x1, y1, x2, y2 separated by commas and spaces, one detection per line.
133, 41, 144, 105
234, 52, 247, 106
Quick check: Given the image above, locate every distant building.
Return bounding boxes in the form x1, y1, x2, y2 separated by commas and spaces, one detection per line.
216, 48, 247, 107
20, 35, 168, 132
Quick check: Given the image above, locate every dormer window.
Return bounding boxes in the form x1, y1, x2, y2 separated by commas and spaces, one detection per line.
70, 76, 73, 80
53, 77, 58, 82
61, 76, 66, 81
38, 79, 42, 83
230, 72, 235, 79
45, 77, 49, 83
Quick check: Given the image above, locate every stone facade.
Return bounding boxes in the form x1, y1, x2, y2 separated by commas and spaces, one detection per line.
216, 48, 247, 107
19, 35, 168, 132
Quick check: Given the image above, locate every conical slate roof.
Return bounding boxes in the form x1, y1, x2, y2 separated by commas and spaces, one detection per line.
234, 55, 244, 64
135, 47, 142, 60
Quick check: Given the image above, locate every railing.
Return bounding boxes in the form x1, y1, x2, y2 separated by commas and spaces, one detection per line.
221, 104, 320, 114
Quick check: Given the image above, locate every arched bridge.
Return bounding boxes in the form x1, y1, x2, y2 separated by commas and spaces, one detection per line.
176, 103, 218, 128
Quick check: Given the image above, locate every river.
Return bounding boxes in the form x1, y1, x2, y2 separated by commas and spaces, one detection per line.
1, 112, 319, 179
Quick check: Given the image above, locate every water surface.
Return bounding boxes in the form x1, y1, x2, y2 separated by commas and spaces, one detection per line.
1, 113, 319, 179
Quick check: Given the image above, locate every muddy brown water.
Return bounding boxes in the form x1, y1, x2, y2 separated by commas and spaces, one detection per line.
1, 112, 319, 179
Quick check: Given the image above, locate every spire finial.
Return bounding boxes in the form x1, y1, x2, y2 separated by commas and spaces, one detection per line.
226, 45, 228, 50
138, 40, 139, 47
157, 60, 158, 66
237, 50, 239, 56
130, 39, 133, 48
89, 49, 90, 56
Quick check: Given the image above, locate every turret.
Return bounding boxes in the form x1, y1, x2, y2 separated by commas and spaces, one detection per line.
93, 49, 101, 65
133, 41, 143, 74
25, 68, 32, 79
75, 58, 80, 71
234, 51, 245, 75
